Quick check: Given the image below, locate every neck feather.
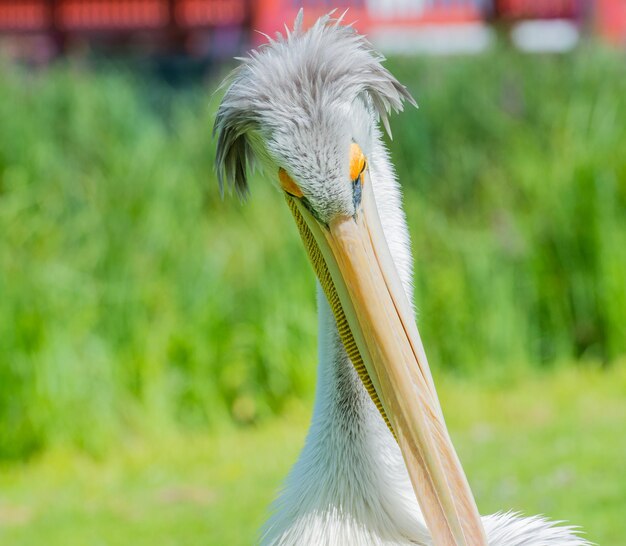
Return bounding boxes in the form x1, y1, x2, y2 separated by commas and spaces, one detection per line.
261, 136, 428, 545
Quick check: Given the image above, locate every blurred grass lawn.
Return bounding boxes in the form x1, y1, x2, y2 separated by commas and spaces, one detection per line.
0, 44, 625, 545
1, 48, 625, 458
1, 365, 624, 545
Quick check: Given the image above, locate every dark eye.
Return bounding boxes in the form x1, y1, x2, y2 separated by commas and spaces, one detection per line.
353, 167, 364, 208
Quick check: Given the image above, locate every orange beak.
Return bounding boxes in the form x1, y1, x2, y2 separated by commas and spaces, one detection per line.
285, 173, 487, 546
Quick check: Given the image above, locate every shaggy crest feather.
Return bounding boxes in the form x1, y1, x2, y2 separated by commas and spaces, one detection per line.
215, 12, 591, 546
213, 9, 415, 199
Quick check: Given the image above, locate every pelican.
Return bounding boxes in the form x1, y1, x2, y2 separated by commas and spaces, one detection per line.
214, 11, 590, 546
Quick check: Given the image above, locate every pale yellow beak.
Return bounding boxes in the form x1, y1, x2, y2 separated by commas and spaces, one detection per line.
286, 175, 487, 546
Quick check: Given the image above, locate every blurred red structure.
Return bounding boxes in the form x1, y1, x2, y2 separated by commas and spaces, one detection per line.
595, 0, 626, 45
0, 0, 246, 59
252, 0, 484, 44
0, 0, 245, 30
250, 0, 492, 56
493, 0, 583, 20
56, 1, 168, 29
0, 1, 48, 31
0, 0, 625, 58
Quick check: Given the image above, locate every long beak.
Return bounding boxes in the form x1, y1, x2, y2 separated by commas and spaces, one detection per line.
285, 175, 487, 546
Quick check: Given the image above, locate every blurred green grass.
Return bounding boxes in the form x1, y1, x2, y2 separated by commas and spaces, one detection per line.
1, 366, 624, 545
0, 46, 625, 460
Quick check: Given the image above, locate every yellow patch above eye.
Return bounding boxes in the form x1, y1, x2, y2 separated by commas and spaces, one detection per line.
349, 142, 367, 184
278, 168, 303, 198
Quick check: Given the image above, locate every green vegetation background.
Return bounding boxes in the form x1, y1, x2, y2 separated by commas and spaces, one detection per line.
0, 46, 625, 544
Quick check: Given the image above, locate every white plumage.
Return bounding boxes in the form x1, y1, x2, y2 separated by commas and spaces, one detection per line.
215, 11, 590, 546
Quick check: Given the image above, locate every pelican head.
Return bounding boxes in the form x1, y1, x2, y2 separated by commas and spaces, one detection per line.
215, 12, 412, 216
214, 11, 589, 546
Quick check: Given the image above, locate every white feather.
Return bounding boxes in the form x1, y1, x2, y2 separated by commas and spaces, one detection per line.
215, 13, 591, 546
